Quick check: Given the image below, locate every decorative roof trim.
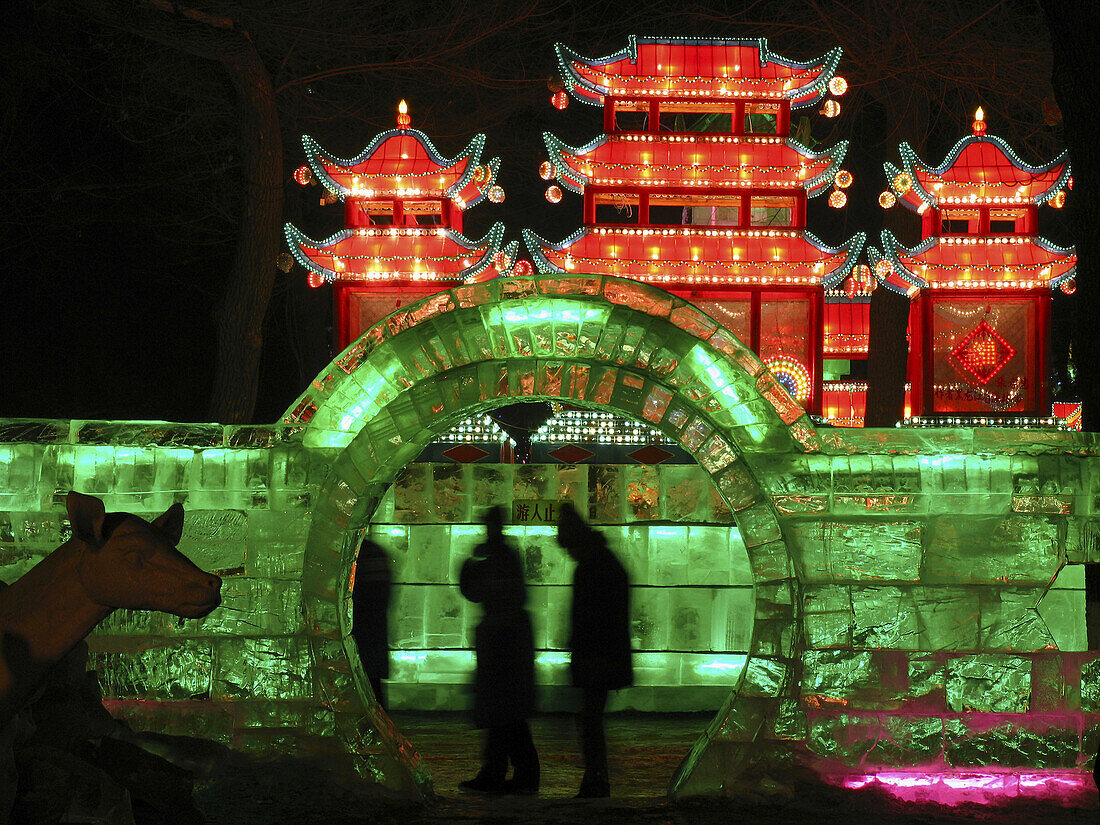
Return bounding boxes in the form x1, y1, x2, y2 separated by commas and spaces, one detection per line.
284, 222, 505, 284
301, 130, 490, 203
889, 134, 1071, 210
555, 36, 840, 110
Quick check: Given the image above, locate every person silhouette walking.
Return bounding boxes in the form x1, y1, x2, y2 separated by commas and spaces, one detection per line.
556, 503, 633, 798
352, 536, 392, 710
458, 506, 539, 794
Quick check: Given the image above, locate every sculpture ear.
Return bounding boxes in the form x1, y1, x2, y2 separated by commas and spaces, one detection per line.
67, 491, 106, 546
152, 502, 185, 545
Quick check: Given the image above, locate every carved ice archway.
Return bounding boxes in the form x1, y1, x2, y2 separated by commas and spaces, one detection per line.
285, 275, 820, 799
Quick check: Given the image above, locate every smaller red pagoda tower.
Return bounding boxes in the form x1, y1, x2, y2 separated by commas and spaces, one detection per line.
525, 36, 865, 415
285, 101, 513, 351
875, 109, 1075, 419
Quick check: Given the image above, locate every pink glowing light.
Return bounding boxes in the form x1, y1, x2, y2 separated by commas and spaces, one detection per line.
830, 770, 1094, 808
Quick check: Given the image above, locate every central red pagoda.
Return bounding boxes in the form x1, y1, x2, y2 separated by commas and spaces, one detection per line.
285, 102, 512, 350
525, 36, 866, 414
875, 109, 1075, 419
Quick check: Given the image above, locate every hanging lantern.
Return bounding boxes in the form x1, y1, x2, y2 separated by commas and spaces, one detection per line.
828, 76, 848, 96
276, 252, 295, 273
874, 259, 893, 280
1050, 190, 1066, 209
513, 259, 534, 277
545, 185, 563, 203
844, 276, 858, 299
551, 90, 569, 110
1060, 279, 1076, 295
539, 161, 557, 180
834, 169, 853, 189
472, 165, 489, 184
547, 77, 564, 93
828, 189, 847, 208
487, 185, 505, 203
493, 250, 512, 270
396, 99, 411, 129
971, 106, 986, 135
893, 172, 913, 194
307, 271, 325, 289
821, 99, 841, 118
878, 190, 897, 209
293, 165, 313, 186
321, 190, 340, 206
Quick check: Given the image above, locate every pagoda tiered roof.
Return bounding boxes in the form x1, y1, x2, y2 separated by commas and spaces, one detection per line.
524, 226, 864, 288
885, 134, 1071, 211
556, 36, 841, 108
544, 133, 846, 196
284, 223, 506, 284
878, 233, 1076, 292
302, 130, 500, 207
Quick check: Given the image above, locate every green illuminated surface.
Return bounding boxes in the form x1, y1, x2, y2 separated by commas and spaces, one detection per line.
1, 275, 1098, 800
369, 462, 753, 713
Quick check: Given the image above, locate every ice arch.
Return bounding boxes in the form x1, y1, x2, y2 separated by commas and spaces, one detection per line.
287, 275, 819, 797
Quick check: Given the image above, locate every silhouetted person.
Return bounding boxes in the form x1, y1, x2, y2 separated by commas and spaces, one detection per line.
458, 506, 539, 794
352, 536, 392, 710
557, 503, 633, 798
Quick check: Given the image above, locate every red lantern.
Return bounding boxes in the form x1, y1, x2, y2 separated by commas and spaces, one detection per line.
293, 165, 313, 186
551, 90, 569, 110
307, 271, 325, 289
1060, 279, 1076, 295
513, 259, 534, 277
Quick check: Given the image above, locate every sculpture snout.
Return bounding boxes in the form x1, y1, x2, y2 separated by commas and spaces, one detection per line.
177, 572, 222, 618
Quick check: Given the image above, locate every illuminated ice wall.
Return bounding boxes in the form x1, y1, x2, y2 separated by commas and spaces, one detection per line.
372, 461, 753, 713
0, 275, 1097, 804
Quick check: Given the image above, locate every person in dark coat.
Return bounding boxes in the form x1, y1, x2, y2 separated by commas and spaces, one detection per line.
556, 503, 633, 798
351, 536, 392, 710
458, 506, 539, 794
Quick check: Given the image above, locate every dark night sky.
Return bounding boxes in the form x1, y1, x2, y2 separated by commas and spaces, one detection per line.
0, 1, 1071, 424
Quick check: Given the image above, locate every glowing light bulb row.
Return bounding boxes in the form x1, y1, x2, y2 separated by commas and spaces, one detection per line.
607, 86, 787, 99
590, 227, 800, 238
584, 177, 812, 188
937, 236, 1031, 245
902, 415, 1065, 429
613, 134, 786, 145
351, 227, 451, 238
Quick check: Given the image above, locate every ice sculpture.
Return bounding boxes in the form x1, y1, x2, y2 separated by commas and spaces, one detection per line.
0, 274, 1096, 805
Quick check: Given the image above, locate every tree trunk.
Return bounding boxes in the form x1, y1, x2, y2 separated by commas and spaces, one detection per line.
863, 97, 928, 427
89, 1, 281, 424
1041, 1, 1100, 431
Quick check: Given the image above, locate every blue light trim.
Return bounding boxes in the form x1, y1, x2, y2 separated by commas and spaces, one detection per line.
555, 36, 841, 110
284, 222, 506, 284
301, 130, 490, 203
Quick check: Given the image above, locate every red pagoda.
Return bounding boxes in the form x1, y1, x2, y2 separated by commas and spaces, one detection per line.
875, 109, 1075, 419
524, 36, 866, 414
285, 102, 513, 351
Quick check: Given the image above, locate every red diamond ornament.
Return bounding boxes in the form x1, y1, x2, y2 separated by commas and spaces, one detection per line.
547, 444, 595, 464
441, 444, 490, 463
627, 445, 674, 465
950, 320, 1015, 385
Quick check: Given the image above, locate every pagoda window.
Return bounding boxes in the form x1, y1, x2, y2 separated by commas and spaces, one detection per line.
989, 207, 1029, 234
940, 208, 980, 235
613, 109, 650, 132
685, 203, 740, 227
594, 193, 639, 224
743, 102, 781, 135
750, 195, 795, 227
